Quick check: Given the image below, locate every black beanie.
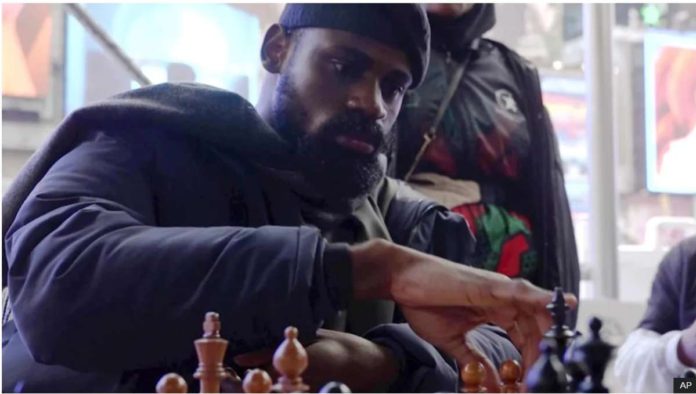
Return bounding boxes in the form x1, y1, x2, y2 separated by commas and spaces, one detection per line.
279, 3, 430, 88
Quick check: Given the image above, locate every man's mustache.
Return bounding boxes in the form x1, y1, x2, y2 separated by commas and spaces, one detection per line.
319, 111, 387, 152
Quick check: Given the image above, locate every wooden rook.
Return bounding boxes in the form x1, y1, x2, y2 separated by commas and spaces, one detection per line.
156, 373, 189, 393
460, 361, 486, 393
499, 360, 522, 393
194, 312, 231, 393
243, 369, 273, 393
273, 326, 309, 393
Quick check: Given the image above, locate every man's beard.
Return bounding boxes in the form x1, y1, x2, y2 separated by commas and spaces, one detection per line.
270, 74, 390, 201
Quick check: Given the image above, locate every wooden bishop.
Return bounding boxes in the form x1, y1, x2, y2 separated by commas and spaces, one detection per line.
273, 326, 309, 393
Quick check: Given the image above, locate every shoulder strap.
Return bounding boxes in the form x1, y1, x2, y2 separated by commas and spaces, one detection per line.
403, 39, 480, 181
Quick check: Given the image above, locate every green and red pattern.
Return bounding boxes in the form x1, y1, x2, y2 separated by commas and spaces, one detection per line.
452, 203, 538, 279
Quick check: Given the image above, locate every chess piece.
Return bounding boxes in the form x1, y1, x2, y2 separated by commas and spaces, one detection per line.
525, 340, 568, 393
243, 369, 273, 393
221, 367, 243, 392
461, 361, 486, 393
273, 326, 309, 393
499, 359, 522, 393
157, 373, 188, 393
685, 370, 696, 379
564, 337, 588, 393
319, 381, 352, 393
545, 287, 578, 360
576, 317, 614, 393
194, 312, 231, 393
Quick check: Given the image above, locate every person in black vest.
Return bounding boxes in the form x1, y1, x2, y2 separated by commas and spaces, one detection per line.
391, 4, 580, 327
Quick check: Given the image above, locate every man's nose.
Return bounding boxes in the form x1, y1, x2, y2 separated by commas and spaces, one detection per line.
346, 81, 387, 121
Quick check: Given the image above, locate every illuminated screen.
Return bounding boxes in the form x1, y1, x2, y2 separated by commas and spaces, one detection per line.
644, 30, 696, 194
64, 4, 261, 114
2, 4, 52, 98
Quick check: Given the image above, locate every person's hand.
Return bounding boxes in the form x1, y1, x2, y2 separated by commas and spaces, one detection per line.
399, 306, 504, 390
350, 240, 577, 391
233, 329, 399, 392
678, 319, 696, 367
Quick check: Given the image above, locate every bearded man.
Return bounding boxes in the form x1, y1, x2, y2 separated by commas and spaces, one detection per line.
2, 4, 573, 392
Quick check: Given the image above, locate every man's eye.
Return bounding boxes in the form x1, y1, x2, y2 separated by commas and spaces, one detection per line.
330, 58, 361, 79
330, 59, 347, 74
385, 84, 406, 100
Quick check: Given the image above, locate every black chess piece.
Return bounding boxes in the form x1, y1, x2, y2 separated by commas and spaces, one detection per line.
525, 340, 568, 393
576, 317, 614, 393
564, 336, 588, 393
684, 370, 696, 379
545, 287, 578, 360
319, 381, 352, 393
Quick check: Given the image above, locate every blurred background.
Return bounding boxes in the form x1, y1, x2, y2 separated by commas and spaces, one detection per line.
2, 3, 696, 386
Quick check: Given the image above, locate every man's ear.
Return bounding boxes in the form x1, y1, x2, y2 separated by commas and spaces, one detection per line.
261, 24, 291, 74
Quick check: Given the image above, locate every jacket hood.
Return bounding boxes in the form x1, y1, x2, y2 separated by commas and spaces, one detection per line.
70, 82, 297, 171
428, 4, 496, 56
2, 83, 296, 287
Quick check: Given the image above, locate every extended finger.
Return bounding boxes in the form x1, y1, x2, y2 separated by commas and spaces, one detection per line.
564, 292, 579, 311
489, 279, 554, 310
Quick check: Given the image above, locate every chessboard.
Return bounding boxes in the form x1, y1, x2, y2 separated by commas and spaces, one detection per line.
156, 288, 616, 393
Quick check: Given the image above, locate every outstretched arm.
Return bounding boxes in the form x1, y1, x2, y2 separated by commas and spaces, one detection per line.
350, 239, 575, 391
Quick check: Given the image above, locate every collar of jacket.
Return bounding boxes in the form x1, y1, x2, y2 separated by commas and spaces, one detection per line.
428, 4, 495, 58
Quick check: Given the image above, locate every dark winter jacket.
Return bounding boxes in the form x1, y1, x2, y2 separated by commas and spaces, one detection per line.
393, 5, 580, 326
2, 83, 518, 392
639, 235, 696, 334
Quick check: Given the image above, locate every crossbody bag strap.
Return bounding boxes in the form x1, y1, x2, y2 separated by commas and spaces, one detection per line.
404, 38, 480, 181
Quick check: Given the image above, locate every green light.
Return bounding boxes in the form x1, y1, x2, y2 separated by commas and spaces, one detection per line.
641, 4, 662, 26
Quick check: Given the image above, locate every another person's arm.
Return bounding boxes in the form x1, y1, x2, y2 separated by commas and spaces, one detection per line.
678, 320, 696, 367
614, 239, 696, 392
614, 323, 695, 393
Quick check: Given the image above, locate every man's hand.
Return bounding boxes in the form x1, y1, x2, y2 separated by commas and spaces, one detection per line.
350, 239, 577, 391
678, 319, 696, 367
234, 329, 399, 392
399, 305, 507, 390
